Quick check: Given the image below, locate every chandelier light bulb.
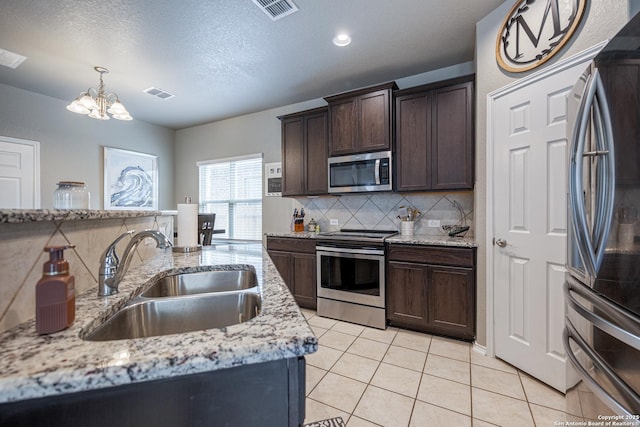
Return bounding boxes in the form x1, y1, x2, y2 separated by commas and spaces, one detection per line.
66, 99, 90, 114
88, 109, 109, 120
112, 112, 133, 121
107, 100, 126, 114
78, 93, 98, 110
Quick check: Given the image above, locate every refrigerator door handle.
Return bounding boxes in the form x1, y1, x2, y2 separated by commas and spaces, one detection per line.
565, 279, 640, 351
564, 320, 640, 416
591, 71, 616, 272
569, 70, 598, 279
582, 150, 610, 157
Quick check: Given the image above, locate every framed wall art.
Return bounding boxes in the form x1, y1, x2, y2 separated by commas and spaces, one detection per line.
103, 147, 158, 210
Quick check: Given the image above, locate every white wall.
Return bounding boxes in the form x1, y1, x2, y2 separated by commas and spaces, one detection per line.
0, 83, 175, 209
174, 99, 325, 236
475, 0, 632, 347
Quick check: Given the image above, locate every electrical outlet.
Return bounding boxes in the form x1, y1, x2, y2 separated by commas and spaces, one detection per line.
427, 219, 441, 228
330, 218, 339, 226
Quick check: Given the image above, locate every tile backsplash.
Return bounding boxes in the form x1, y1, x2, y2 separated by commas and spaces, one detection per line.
293, 191, 474, 237
0, 215, 173, 333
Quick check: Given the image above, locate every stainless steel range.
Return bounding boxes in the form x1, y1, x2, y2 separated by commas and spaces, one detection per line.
316, 229, 397, 329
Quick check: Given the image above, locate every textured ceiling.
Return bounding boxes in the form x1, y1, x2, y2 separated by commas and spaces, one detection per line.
0, 0, 505, 130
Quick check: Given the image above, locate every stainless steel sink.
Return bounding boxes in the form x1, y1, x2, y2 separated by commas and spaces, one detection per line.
140, 269, 258, 298
84, 292, 261, 341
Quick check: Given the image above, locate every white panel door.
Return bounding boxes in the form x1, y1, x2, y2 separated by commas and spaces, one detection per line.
492, 60, 589, 392
0, 137, 40, 209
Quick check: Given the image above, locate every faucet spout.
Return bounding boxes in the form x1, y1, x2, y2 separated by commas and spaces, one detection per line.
98, 230, 172, 296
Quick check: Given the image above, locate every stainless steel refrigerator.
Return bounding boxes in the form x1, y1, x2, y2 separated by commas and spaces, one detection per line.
564, 11, 640, 419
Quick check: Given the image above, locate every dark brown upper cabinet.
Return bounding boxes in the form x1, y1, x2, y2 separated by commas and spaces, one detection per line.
279, 107, 328, 196
395, 75, 474, 192
324, 82, 397, 157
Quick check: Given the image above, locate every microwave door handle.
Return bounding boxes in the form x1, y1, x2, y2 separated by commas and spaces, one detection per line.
374, 159, 381, 185
591, 72, 616, 272
569, 70, 598, 279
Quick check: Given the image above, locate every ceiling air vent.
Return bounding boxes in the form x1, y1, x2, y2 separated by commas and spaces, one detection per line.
143, 87, 175, 100
0, 47, 27, 69
252, 0, 298, 21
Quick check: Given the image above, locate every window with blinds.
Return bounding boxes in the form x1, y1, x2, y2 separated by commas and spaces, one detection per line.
198, 154, 262, 241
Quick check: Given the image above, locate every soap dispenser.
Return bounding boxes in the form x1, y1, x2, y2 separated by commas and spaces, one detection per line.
36, 245, 76, 335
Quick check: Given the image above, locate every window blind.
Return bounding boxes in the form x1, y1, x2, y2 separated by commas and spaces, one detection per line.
198, 154, 262, 241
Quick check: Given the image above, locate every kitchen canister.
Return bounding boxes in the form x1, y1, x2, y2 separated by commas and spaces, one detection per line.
400, 220, 414, 237
53, 181, 90, 209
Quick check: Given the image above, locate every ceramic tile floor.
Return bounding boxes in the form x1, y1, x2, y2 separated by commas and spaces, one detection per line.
301, 308, 582, 427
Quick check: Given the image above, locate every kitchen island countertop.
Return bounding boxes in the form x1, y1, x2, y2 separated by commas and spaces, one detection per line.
0, 242, 317, 404
0, 208, 177, 224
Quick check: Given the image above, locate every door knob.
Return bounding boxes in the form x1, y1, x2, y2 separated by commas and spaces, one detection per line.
495, 238, 507, 248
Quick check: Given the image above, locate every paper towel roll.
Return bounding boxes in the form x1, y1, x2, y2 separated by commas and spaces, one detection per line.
177, 203, 198, 247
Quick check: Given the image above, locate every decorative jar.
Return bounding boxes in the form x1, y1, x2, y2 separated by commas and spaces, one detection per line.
54, 181, 90, 209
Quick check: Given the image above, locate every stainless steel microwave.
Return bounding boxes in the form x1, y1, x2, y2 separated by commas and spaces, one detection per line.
328, 151, 392, 193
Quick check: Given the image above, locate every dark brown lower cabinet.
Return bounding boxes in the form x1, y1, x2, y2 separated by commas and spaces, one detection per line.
387, 244, 476, 341
387, 262, 429, 326
0, 357, 306, 427
267, 237, 317, 309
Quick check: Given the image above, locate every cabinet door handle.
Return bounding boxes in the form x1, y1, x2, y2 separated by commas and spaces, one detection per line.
495, 238, 507, 248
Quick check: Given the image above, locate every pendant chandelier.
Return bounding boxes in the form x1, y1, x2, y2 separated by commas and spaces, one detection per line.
66, 66, 132, 121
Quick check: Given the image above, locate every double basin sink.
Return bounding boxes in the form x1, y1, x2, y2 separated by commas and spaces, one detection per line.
84, 267, 262, 341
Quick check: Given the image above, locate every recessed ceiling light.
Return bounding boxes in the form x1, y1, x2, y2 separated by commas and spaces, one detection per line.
333, 33, 351, 47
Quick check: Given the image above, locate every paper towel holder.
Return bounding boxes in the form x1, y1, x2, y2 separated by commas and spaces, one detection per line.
173, 195, 202, 253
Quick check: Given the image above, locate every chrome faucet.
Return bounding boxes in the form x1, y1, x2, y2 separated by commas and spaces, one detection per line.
98, 229, 173, 296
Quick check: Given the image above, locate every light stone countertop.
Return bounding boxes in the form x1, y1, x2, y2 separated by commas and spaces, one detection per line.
385, 234, 477, 248
265, 231, 319, 239
265, 231, 478, 248
0, 209, 177, 224
0, 242, 317, 404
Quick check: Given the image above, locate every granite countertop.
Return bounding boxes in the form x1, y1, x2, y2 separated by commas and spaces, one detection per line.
385, 234, 477, 248
266, 231, 319, 239
0, 242, 317, 404
0, 209, 178, 224
265, 231, 478, 248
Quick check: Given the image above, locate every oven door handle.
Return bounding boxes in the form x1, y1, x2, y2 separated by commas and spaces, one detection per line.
316, 246, 385, 256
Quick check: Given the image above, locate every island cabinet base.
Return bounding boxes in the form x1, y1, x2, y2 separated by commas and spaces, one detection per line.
0, 357, 306, 427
